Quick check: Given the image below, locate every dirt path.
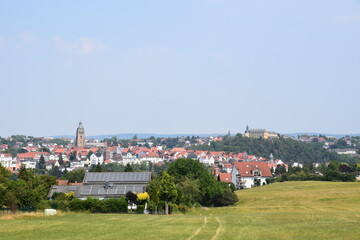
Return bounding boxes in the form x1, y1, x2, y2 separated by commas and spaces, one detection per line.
186, 216, 208, 240
210, 217, 222, 240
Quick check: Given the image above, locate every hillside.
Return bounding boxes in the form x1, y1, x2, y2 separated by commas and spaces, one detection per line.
1, 181, 359, 239
191, 135, 359, 164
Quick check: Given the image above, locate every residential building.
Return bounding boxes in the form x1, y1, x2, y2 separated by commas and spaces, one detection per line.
232, 162, 272, 189
48, 172, 151, 200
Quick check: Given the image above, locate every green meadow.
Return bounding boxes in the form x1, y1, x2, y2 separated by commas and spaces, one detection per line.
1, 181, 359, 240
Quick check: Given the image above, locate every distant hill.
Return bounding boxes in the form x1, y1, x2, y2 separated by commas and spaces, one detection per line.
283, 133, 360, 138
50, 132, 360, 140
50, 133, 225, 140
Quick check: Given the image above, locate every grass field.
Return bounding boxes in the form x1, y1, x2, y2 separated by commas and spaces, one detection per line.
1, 181, 360, 240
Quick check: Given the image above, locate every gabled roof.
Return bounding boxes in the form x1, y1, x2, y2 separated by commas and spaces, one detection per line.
83, 172, 151, 184
17, 152, 49, 159
218, 173, 232, 183
234, 162, 272, 177
170, 147, 186, 152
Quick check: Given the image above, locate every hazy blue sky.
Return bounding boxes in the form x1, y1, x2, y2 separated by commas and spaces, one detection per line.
0, 0, 359, 137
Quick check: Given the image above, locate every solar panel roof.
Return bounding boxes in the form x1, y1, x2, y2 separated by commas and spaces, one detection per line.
79, 184, 146, 196
83, 172, 151, 183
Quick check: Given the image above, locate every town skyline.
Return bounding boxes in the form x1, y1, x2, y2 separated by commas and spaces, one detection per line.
1, 120, 360, 139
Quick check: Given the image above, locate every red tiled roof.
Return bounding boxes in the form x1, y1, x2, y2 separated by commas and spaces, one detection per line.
218, 173, 232, 183
170, 148, 186, 152
55, 148, 66, 153
18, 152, 49, 159
234, 162, 272, 177
224, 163, 232, 168
0, 153, 12, 157
89, 148, 99, 152
57, 180, 69, 185
69, 182, 83, 186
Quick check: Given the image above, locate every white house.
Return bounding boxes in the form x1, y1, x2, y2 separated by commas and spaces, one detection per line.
90, 152, 104, 165
231, 162, 272, 189
0, 153, 13, 168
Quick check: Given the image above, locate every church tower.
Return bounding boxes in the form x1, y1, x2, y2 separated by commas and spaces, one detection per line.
75, 121, 85, 148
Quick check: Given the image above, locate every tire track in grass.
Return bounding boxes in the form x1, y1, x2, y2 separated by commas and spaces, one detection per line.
211, 217, 222, 240
186, 216, 208, 240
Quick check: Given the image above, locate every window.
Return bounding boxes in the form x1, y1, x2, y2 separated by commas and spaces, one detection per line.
253, 170, 261, 177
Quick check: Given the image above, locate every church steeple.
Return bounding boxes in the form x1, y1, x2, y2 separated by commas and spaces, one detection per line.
75, 121, 85, 147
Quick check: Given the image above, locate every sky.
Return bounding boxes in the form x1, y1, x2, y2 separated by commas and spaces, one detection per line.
0, 0, 359, 137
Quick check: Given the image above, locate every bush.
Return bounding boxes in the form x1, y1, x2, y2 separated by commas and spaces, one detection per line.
214, 188, 238, 207
136, 205, 145, 213
103, 198, 128, 213
178, 204, 188, 213
69, 198, 86, 212
37, 200, 51, 211
69, 197, 128, 213
341, 174, 356, 182
169, 203, 178, 214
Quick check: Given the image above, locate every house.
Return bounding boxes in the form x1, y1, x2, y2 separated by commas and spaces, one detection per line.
0, 153, 13, 168
48, 172, 151, 200
232, 162, 272, 189
222, 163, 233, 173
16, 152, 50, 169
217, 173, 232, 183
333, 148, 357, 155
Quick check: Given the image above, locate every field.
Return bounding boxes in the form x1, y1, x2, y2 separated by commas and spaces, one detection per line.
1, 181, 360, 240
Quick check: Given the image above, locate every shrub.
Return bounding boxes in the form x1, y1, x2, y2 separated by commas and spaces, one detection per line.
136, 205, 145, 213
341, 174, 356, 182
178, 204, 188, 213
69, 198, 86, 212
37, 200, 51, 211
103, 198, 128, 213
169, 203, 178, 214
214, 188, 238, 207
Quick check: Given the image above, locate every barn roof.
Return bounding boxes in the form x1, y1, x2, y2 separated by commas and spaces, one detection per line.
83, 172, 151, 184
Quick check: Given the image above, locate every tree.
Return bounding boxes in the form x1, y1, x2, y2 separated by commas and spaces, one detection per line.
147, 179, 160, 214
158, 172, 177, 215
38, 147, 50, 153
177, 178, 202, 206
58, 154, 64, 166
95, 163, 103, 172
49, 166, 63, 179
38, 155, 46, 172
62, 169, 85, 183
124, 163, 133, 172
87, 151, 93, 160
0, 164, 12, 207
167, 158, 208, 182
69, 151, 77, 161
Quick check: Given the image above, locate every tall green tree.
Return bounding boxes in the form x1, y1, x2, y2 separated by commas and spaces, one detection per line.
38, 155, 46, 171
58, 154, 64, 166
147, 179, 160, 214
158, 172, 177, 215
